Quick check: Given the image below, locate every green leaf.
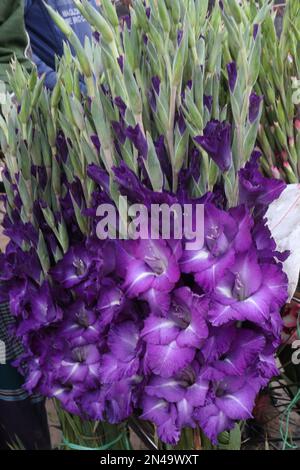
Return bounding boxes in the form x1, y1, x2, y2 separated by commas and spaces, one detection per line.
249, 33, 261, 87
37, 230, 51, 275
218, 423, 241, 450
144, 132, 164, 191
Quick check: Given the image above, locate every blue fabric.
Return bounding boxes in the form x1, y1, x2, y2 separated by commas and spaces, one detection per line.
24, 0, 97, 89
31, 51, 57, 89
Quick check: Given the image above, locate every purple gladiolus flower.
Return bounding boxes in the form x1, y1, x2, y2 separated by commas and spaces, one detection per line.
194, 120, 232, 172
1, 139, 289, 448
179, 203, 240, 289
194, 374, 260, 443
239, 151, 286, 211
50, 383, 84, 415
118, 239, 181, 297
249, 92, 263, 123
60, 301, 102, 345
112, 161, 178, 208
141, 395, 180, 445
0, 245, 40, 284
142, 362, 210, 440
208, 251, 288, 330
112, 121, 126, 145
10, 281, 63, 335
125, 125, 148, 160
57, 344, 101, 387
97, 283, 124, 327
50, 245, 96, 288
100, 321, 141, 383
87, 164, 110, 193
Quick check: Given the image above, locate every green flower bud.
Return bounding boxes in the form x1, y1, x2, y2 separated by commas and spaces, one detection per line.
74, 0, 115, 43
158, 0, 171, 34
173, 31, 187, 86
101, 0, 119, 28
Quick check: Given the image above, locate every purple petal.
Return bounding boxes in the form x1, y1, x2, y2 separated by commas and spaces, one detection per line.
249, 92, 263, 123
194, 120, 232, 172
227, 62, 237, 93
216, 383, 256, 420
125, 124, 148, 160
186, 377, 209, 406
141, 396, 180, 445
203, 95, 213, 112
145, 376, 185, 402
100, 354, 139, 383
141, 289, 171, 316
145, 341, 195, 377
194, 249, 235, 291
239, 151, 286, 210
152, 76, 161, 95
201, 325, 236, 361
112, 121, 126, 145
108, 321, 139, 361
176, 398, 196, 428
91, 135, 100, 152
195, 404, 235, 444
142, 315, 180, 345
123, 259, 155, 297
177, 30, 183, 46
114, 96, 127, 117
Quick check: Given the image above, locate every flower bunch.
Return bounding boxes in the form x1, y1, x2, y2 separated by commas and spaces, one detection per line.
0, 156, 288, 445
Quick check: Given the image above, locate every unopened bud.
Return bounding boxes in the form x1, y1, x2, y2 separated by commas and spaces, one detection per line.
283, 161, 298, 183
271, 166, 281, 179
294, 119, 300, 131
101, 0, 119, 28
281, 150, 288, 162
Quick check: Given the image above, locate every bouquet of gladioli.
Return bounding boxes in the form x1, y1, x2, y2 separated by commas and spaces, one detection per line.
0, 0, 293, 449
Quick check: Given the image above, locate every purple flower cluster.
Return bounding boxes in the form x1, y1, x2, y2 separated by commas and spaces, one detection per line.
0, 166, 288, 445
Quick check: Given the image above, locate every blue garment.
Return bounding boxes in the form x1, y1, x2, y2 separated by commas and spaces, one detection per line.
24, 0, 97, 89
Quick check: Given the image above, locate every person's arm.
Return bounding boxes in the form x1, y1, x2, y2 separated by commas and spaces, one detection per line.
24, 0, 58, 89
0, 0, 32, 85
